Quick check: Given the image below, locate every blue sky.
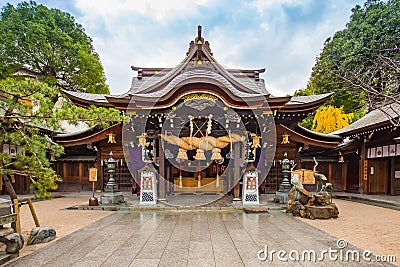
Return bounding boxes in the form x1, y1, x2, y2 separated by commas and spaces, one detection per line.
2, 0, 365, 95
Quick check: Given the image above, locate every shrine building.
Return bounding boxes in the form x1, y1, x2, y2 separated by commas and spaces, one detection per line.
52, 26, 342, 202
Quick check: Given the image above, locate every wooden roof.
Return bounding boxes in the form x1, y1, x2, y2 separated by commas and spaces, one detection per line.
62, 25, 333, 115
278, 124, 341, 148
333, 102, 400, 137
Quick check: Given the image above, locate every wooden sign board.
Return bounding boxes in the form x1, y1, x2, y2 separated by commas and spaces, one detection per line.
363, 160, 368, 180
89, 168, 98, 182
302, 170, 315, 184
292, 169, 315, 184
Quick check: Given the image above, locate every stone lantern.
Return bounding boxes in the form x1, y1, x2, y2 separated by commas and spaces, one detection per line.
274, 152, 293, 203
100, 152, 124, 204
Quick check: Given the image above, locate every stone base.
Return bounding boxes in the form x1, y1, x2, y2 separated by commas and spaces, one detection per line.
0, 251, 18, 265
274, 191, 289, 204
244, 206, 269, 213
0, 227, 24, 253
100, 192, 124, 204
305, 204, 339, 219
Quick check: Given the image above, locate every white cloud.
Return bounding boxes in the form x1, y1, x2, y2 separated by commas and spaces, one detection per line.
260, 22, 269, 31
251, 0, 307, 12
67, 0, 365, 96
75, 0, 211, 21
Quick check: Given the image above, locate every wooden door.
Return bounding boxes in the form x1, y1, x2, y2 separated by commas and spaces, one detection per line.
368, 159, 388, 194
346, 153, 359, 192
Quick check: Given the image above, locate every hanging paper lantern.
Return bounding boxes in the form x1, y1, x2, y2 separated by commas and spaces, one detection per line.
252, 136, 261, 148
137, 135, 147, 147
281, 134, 290, 144
176, 148, 188, 160
211, 148, 223, 161
194, 149, 206, 160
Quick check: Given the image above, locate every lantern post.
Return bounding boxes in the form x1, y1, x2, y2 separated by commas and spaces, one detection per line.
274, 152, 293, 203
100, 152, 125, 204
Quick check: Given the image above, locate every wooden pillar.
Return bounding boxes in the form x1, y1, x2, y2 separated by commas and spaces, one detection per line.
96, 148, 102, 191
233, 142, 241, 200
328, 162, 333, 183
227, 167, 233, 194
158, 139, 166, 200
342, 162, 347, 191
63, 162, 68, 191
78, 162, 83, 190
358, 137, 367, 194
390, 157, 395, 195
166, 165, 171, 195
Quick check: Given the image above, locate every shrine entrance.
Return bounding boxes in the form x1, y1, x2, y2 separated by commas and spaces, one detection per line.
170, 144, 230, 195
158, 103, 239, 196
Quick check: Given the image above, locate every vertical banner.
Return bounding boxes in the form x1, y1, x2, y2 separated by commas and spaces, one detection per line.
383, 146, 389, 157
370, 147, 376, 158
376, 147, 383, 158
9, 145, 16, 156
389, 145, 396, 157
3, 144, 9, 154
397, 144, 400, 156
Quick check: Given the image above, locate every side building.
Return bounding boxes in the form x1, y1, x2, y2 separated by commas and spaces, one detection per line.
333, 102, 400, 195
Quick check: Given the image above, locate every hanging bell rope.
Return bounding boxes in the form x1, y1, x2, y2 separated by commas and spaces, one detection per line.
176, 148, 188, 160
194, 148, 206, 160
211, 148, 223, 161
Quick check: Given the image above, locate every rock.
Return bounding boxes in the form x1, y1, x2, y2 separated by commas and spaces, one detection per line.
286, 188, 311, 213
27, 226, 56, 245
290, 201, 303, 217
0, 233, 24, 253
305, 203, 339, 219
244, 206, 269, 213
297, 188, 311, 205
314, 193, 330, 206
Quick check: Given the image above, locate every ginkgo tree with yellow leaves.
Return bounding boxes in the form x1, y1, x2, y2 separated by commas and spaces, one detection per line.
311, 105, 354, 134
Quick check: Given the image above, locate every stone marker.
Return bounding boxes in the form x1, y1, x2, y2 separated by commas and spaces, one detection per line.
27, 226, 56, 245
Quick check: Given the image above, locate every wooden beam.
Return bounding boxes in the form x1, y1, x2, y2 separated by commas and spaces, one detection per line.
158, 139, 166, 200
12, 199, 21, 234
27, 198, 40, 227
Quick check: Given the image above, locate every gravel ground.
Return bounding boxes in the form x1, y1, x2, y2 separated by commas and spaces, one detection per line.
297, 199, 400, 266
3, 197, 400, 266
14, 197, 113, 259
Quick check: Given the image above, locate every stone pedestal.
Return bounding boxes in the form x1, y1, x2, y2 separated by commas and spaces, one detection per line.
274, 179, 291, 204
100, 183, 124, 204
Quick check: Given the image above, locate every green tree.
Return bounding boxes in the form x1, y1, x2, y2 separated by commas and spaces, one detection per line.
0, 78, 124, 199
0, 1, 109, 94
297, 0, 400, 129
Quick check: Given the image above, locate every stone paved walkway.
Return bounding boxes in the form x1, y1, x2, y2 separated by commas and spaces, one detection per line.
6, 210, 394, 267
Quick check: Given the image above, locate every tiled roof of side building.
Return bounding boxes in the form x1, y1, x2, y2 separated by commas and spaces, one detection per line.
62, 90, 115, 103
333, 102, 400, 136
285, 93, 333, 106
